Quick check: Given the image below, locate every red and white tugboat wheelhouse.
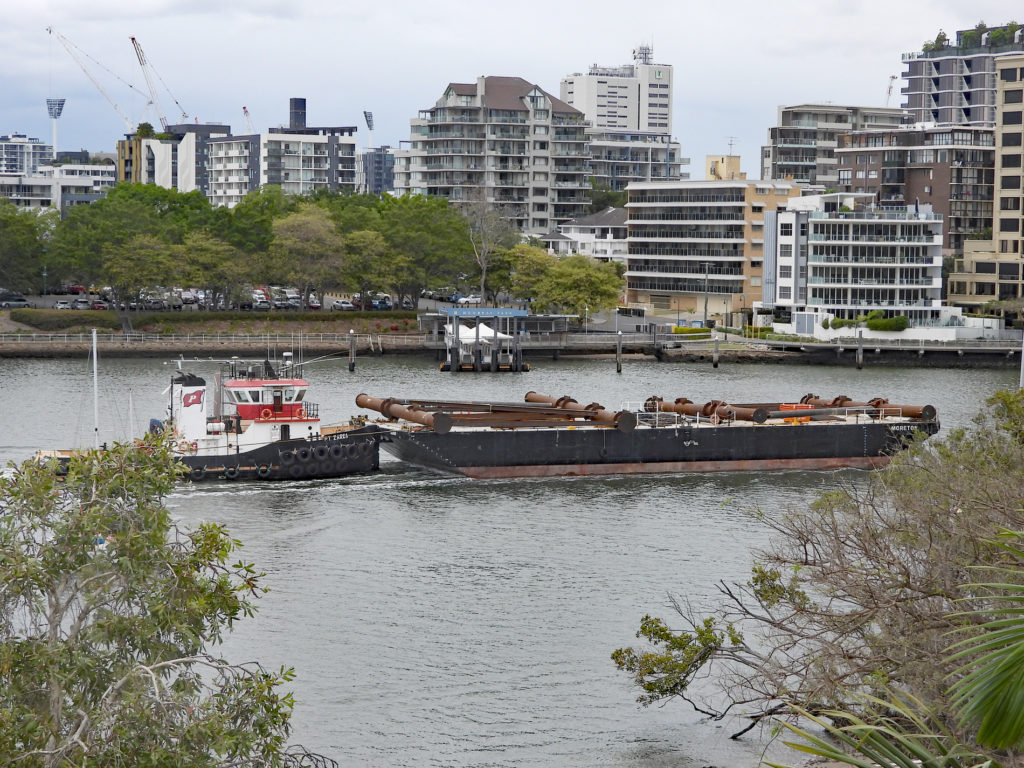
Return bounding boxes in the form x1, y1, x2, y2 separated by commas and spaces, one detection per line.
163, 354, 381, 482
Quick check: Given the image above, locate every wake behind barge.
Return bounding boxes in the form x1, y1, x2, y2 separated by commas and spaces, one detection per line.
356, 392, 940, 479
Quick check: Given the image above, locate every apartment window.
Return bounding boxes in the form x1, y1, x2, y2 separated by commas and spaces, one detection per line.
780, 222, 793, 236
1000, 218, 1021, 232
868, 170, 878, 179
533, 157, 548, 166
924, 185, 932, 194
1006, 133, 1024, 147
534, 125, 548, 135
779, 265, 793, 278
1001, 68, 1020, 82
780, 244, 793, 259
533, 110, 549, 120
856, 170, 865, 179
1002, 175, 1021, 189
778, 286, 792, 299
1001, 196, 1022, 210
1006, 89, 1024, 104
839, 169, 851, 184
1004, 111, 1023, 125
1004, 154, 1023, 168
534, 141, 548, 150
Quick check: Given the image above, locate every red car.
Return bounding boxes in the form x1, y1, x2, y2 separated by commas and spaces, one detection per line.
90, 300, 109, 310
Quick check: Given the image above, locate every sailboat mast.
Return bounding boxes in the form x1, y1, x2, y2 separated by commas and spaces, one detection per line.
92, 328, 99, 449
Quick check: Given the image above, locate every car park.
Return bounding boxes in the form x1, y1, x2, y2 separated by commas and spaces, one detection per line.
372, 297, 393, 310
331, 299, 356, 311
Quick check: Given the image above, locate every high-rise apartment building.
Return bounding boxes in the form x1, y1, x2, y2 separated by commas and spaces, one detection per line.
1, 134, 53, 174
767, 194, 946, 331
357, 145, 394, 195
118, 123, 230, 195
947, 53, 1024, 309
901, 23, 1024, 126
835, 125, 995, 255
761, 104, 905, 186
560, 47, 687, 191
624, 180, 799, 317
394, 76, 589, 234
116, 99, 357, 208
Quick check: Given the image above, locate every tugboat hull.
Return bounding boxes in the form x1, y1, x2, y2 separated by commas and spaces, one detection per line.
179, 426, 382, 482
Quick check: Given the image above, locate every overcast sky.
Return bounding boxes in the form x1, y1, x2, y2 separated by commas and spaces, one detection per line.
2, 0, 1015, 178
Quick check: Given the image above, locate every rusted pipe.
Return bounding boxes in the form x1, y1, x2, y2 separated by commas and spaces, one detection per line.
355, 393, 452, 433
525, 391, 636, 432
799, 394, 935, 420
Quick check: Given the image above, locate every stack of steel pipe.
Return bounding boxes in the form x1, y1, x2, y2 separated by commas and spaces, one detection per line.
356, 393, 637, 433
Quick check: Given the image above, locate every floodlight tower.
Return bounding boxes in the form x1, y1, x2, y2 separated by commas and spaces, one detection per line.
46, 98, 66, 161
363, 110, 374, 150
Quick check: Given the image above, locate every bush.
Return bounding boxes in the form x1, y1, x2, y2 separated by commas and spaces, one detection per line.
9, 308, 121, 331
671, 326, 712, 335
821, 318, 830, 329
866, 315, 909, 332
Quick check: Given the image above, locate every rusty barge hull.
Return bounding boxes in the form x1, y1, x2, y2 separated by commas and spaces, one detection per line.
379, 420, 933, 479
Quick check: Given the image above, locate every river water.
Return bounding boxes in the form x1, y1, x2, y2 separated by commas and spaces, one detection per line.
0, 353, 1017, 767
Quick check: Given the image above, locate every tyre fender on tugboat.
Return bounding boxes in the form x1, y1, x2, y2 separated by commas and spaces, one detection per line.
224, 466, 240, 479
190, 466, 206, 481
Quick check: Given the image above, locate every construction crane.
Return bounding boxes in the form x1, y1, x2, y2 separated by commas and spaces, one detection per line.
130, 36, 188, 130
242, 106, 255, 134
47, 26, 137, 131
886, 75, 898, 107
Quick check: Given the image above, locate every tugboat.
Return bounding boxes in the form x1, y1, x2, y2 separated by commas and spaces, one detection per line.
162, 354, 381, 482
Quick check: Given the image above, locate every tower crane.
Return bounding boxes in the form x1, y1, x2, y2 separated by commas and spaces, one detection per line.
47, 26, 136, 131
242, 106, 255, 134
885, 75, 898, 107
130, 36, 188, 130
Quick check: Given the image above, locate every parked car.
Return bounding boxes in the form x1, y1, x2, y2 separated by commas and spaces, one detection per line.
402, 297, 414, 310
331, 299, 356, 311
306, 295, 322, 310
457, 295, 482, 305
90, 300, 109, 310
143, 297, 166, 310
253, 299, 272, 311
272, 298, 292, 310
72, 298, 92, 310
372, 297, 393, 311
0, 292, 30, 309
53, 299, 72, 310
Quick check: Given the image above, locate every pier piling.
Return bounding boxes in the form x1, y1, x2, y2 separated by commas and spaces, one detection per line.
348, 330, 356, 372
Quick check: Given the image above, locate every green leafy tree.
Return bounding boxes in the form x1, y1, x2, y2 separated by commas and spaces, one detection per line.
0, 437, 331, 766
339, 229, 389, 304
222, 187, 297, 254
266, 203, 344, 304
586, 182, 626, 214
533, 254, 624, 316
103, 233, 179, 306
0, 199, 55, 293
378, 195, 473, 298
506, 244, 557, 303
175, 231, 246, 310
613, 389, 1024, 743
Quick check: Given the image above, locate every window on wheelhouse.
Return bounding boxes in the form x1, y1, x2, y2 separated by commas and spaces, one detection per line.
249, 390, 261, 402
